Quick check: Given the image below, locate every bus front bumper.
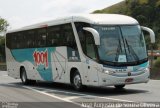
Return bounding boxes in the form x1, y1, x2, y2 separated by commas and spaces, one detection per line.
99, 71, 150, 86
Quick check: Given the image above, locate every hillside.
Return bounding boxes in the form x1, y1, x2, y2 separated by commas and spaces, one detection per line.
94, 0, 160, 49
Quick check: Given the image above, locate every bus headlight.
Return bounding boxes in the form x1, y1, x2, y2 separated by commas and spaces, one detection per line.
102, 69, 115, 75
145, 67, 150, 72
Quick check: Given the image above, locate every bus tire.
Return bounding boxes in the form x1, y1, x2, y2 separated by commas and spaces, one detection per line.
20, 68, 30, 85
72, 70, 83, 91
114, 85, 125, 89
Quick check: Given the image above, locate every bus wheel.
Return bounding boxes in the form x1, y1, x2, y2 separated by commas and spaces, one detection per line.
20, 68, 30, 85
114, 85, 125, 89
72, 71, 83, 91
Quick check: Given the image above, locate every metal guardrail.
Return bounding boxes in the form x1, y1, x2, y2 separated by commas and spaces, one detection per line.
148, 50, 160, 53
148, 50, 160, 57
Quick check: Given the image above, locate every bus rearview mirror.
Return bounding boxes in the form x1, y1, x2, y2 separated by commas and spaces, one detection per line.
83, 27, 100, 45
141, 26, 155, 44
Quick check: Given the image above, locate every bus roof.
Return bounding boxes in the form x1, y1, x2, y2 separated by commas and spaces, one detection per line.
7, 14, 139, 33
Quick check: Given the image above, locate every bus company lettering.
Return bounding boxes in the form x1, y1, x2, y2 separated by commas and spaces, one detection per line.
33, 49, 48, 68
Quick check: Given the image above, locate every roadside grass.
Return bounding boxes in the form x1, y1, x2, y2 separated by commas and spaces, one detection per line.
0, 62, 6, 65
151, 67, 160, 80
150, 57, 160, 80
0, 62, 6, 71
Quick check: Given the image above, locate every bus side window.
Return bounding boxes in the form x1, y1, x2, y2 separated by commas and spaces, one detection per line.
47, 23, 77, 49
85, 31, 97, 60
77, 31, 85, 53
63, 24, 77, 50
27, 30, 35, 48
6, 34, 12, 49
75, 22, 91, 54
13, 33, 23, 49
36, 28, 46, 47
16, 33, 21, 48
11, 33, 17, 49
48, 25, 61, 47
18, 32, 26, 48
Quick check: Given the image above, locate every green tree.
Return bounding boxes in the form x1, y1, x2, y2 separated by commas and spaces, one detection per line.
136, 15, 147, 25
0, 17, 8, 32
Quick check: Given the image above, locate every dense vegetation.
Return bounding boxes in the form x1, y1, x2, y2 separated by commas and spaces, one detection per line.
0, 17, 8, 62
0, 36, 5, 62
94, 0, 160, 49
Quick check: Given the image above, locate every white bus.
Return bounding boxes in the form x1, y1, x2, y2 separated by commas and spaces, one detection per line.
6, 14, 155, 91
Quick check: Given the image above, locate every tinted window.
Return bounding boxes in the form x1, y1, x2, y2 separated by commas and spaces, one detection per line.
11, 33, 18, 49
16, 32, 26, 48
6, 33, 12, 49
63, 24, 77, 50
6, 23, 77, 49
48, 23, 77, 50
11, 33, 23, 49
7, 31, 35, 49
86, 32, 97, 60
75, 22, 90, 53
75, 22, 97, 60
35, 28, 46, 47
48, 25, 61, 46
26, 30, 35, 48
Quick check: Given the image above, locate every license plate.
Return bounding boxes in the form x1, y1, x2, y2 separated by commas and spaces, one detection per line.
125, 78, 133, 83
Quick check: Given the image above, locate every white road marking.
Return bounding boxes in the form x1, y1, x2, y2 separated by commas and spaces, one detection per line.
24, 85, 134, 102
100, 97, 133, 102
63, 96, 79, 100
23, 86, 82, 107
4, 82, 134, 103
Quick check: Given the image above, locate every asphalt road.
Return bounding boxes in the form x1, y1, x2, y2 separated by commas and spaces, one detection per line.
0, 71, 160, 108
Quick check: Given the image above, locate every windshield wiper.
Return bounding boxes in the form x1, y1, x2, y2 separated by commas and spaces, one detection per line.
115, 38, 122, 61
125, 38, 139, 61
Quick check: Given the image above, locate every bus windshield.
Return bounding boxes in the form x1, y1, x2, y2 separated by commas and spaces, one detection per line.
93, 25, 147, 65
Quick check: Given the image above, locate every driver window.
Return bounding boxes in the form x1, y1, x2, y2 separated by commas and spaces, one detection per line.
85, 31, 97, 60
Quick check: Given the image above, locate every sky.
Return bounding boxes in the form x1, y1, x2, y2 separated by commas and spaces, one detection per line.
0, 0, 123, 29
